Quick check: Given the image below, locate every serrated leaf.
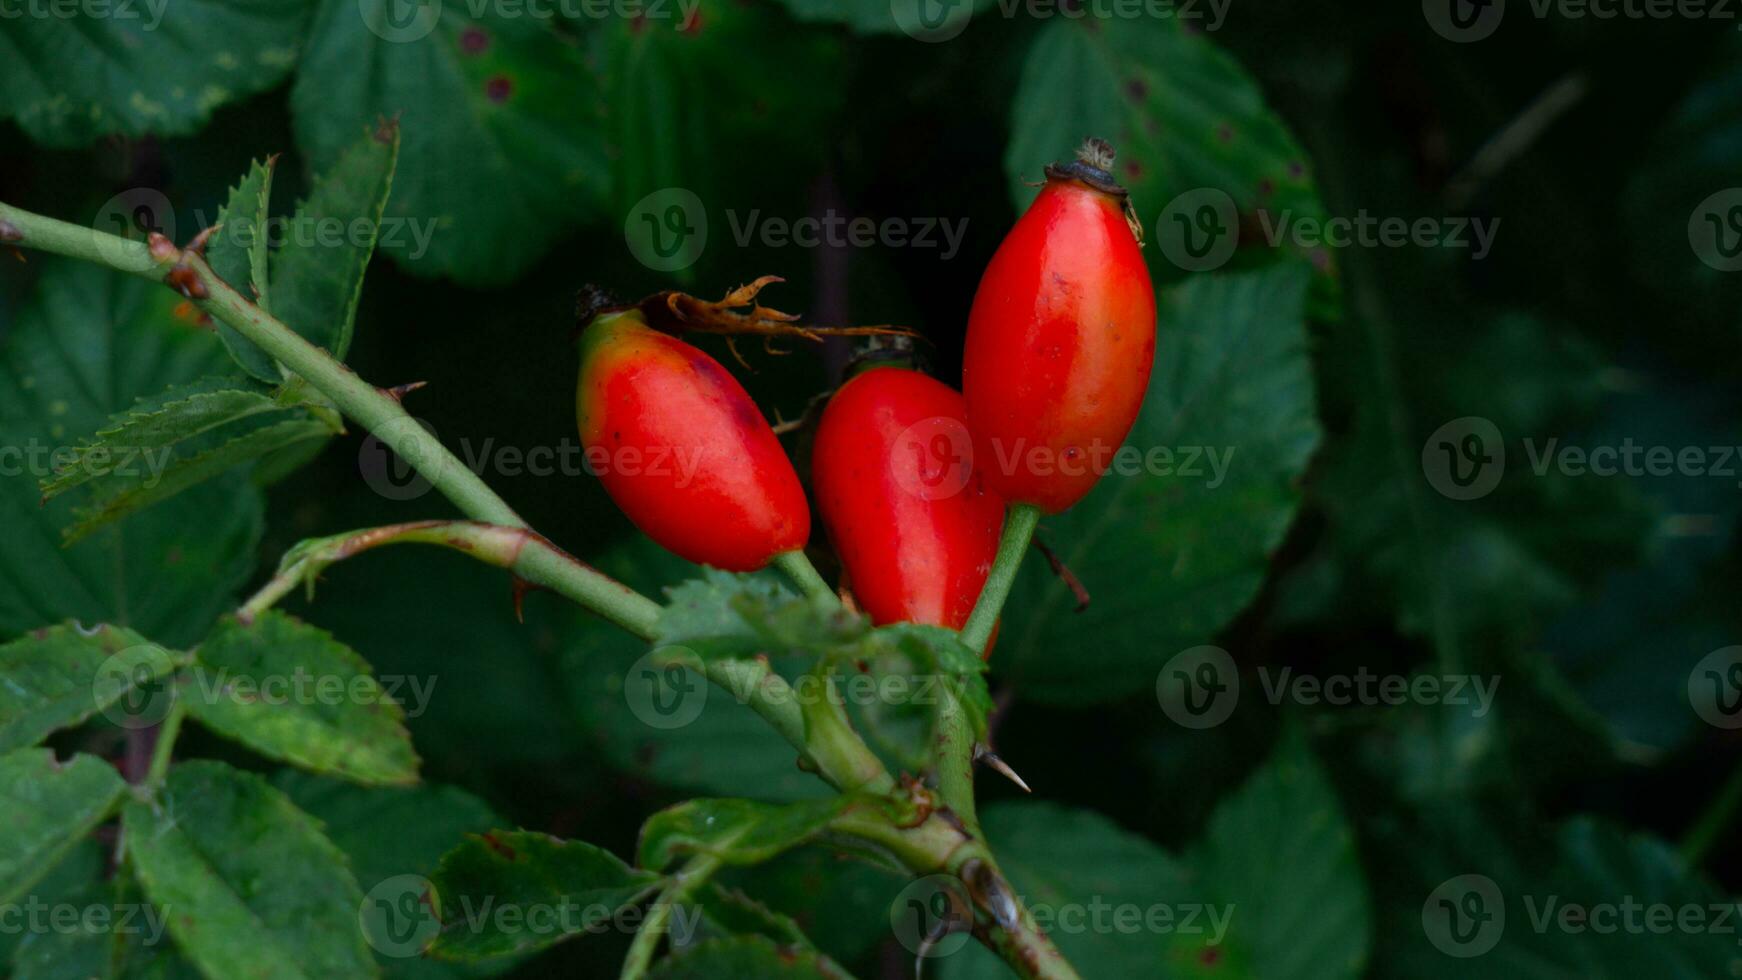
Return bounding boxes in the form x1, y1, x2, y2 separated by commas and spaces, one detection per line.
0, 3, 310, 147
290, 1, 608, 283
683, 884, 813, 950
186, 612, 419, 786
1187, 729, 1370, 980
0, 260, 264, 646
999, 265, 1319, 703
427, 831, 659, 961
0, 624, 188, 753
657, 570, 866, 660
209, 158, 283, 382
41, 382, 284, 498
0, 750, 124, 905
270, 124, 399, 360
123, 761, 378, 980
1005, 14, 1330, 297
637, 797, 854, 872
646, 935, 855, 979
62, 417, 334, 542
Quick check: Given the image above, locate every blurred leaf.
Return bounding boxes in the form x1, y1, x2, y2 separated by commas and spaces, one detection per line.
187, 612, 420, 785
1005, 13, 1331, 297
427, 831, 659, 961
646, 935, 854, 979
0, 1, 310, 147
0, 260, 264, 646
270, 123, 400, 360
0, 837, 105, 968
637, 797, 853, 872
124, 761, 378, 979
683, 884, 812, 949
716, 848, 899, 964
1186, 728, 1369, 980
209, 158, 282, 381
0, 749, 124, 905
0, 624, 188, 753
290, 1, 608, 282
998, 264, 1319, 704
10, 868, 197, 979
768, 0, 992, 34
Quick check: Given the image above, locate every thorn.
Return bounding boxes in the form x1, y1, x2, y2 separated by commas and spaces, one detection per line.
510, 575, 549, 623
7, 247, 25, 263
974, 745, 1031, 793
185, 223, 221, 257
1032, 534, 1089, 612
382, 381, 428, 403
147, 233, 178, 262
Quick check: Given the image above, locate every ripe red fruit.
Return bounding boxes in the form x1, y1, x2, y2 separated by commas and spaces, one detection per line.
962, 138, 1157, 514
812, 364, 1005, 639
575, 311, 809, 571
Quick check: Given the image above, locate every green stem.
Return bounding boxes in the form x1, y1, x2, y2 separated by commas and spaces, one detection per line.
620, 853, 721, 980
771, 549, 839, 610
0, 202, 665, 633
241, 521, 662, 638
932, 686, 979, 831
144, 699, 188, 791
960, 503, 1041, 653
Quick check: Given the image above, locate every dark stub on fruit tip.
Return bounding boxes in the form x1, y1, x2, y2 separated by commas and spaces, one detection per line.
844, 335, 923, 377
1044, 137, 1129, 200
572, 284, 626, 341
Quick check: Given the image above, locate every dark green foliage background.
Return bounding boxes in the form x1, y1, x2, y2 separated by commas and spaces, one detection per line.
2, 1, 1740, 977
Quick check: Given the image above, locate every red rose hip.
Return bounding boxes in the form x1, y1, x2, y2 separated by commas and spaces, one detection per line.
575, 310, 809, 571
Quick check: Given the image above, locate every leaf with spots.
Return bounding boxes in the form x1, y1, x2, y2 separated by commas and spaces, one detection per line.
1005, 13, 1332, 301
426, 831, 660, 961
0, 0, 311, 147
0, 749, 125, 906
187, 612, 420, 786
0, 260, 264, 646
290, 1, 609, 283
123, 761, 379, 980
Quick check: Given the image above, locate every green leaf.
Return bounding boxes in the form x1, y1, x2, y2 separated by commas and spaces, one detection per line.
0, 749, 124, 905
9, 868, 196, 979
0, 260, 264, 646
60, 416, 335, 543
637, 797, 853, 872
683, 884, 813, 950
0, 2, 310, 147
290, 2, 608, 283
713, 849, 899, 964
209, 158, 284, 382
657, 570, 866, 661
0, 624, 188, 753
427, 831, 659, 961
272, 771, 513, 979
1186, 729, 1370, 980
123, 761, 378, 980
999, 265, 1319, 703
1004, 14, 1329, 294
646, 935, 855, 979
768, 0, 989, 35
186, 612, 419, 786
269, 123, 399, 360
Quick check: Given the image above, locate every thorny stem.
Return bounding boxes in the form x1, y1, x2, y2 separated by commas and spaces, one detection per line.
0, 201, 1079, 980
240, 520, 663, 638
961, 504, 1042, 653
933, 686, 981, 832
